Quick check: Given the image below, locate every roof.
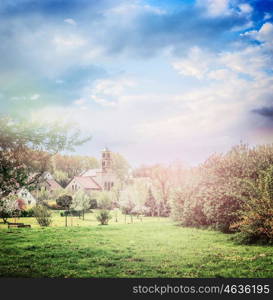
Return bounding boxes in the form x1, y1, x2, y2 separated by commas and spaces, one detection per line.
74, 176, 102, 190
81, 168, 102, 177
46, 179, 62, 190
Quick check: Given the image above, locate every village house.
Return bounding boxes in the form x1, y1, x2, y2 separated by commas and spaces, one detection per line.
17, 188, 37, 205
66, 148, 117, 193
38, 172, 63, 192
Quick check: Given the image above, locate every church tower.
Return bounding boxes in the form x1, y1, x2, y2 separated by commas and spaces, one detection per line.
101, 147, 112, 173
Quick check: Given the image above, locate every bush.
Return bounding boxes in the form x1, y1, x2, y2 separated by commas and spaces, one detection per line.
20, 208, 35, 217
33, 205, 52, 227
230, 166, 273, 243
97, 210, 112, 225
43, 202, 62, 210
172, 144, 273, 235
89, 199, 97, 209
60, 210, 82, 217
56, 194, 73, 209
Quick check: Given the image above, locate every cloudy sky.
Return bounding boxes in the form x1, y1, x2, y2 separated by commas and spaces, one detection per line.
1, 0, 273, 166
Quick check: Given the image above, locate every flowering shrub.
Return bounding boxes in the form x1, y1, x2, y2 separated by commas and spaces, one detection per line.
172, 144, 273, 241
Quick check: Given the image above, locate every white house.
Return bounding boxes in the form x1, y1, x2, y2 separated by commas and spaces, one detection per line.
17, 188, 37, 205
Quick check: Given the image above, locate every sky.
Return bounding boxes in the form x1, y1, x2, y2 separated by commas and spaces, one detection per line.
1, 0, 273, 167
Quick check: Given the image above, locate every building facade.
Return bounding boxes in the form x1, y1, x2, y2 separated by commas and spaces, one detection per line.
66, 148, 117, 193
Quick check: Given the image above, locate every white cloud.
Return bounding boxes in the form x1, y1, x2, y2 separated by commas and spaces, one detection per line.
106, 2, 165, 17
238, 3, 253, 14
30, 94, 40, 101
242, 22, 273, 49
196, 0, 231, 17
28, 32, 273, 165
173, 40, 272, 81
64, 18, 77, 26
0, 18, 102, 78
84, 77, 137, 107
74, 98, 86, 105
52, 35, 87, 50
172, 47, 213, 79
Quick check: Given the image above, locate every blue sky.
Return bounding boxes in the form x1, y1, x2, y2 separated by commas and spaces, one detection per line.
1, 0, 273, 166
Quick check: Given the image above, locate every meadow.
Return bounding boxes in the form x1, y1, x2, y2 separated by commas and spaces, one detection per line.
0, 211, 273, 278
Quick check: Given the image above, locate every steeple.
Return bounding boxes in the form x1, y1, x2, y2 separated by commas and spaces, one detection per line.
101, 147, 112, 172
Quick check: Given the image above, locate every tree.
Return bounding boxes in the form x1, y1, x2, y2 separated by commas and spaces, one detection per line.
144, 188, 157, 216
119, 191, 136, 223
171, 143, 273, 234
50, 154, 99, 187
96, 191, 113, 210
0, 195, 19, 223
56, 194, 73, 227
131, 205, 148, 221
111, 153, 131, 186
36, 186, 51, 202
111, 153, 131, 202
231, 165, 273, 243
0, 116, 91, 200
134, 164, 173, 216
71, 190, 91, 220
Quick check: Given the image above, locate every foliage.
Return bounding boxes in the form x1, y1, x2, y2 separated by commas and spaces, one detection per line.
171, 144, 273, 237
0, 115, 91, 199
36, 186, 51, 202
96, 191, 113, 210
230, 165, 273, 243
33, 204, 52, 227
50, 154, 99, 187
144, 188, 158, 216
96, 209, 112, 225
89, 199, 97, 209
60, 210, 82, 217
119, 197, 136, 215
111, 152, 131, 186
0, 195, 21, 223
133, 164, 178, 217
56, 194, 73, 209
119, 178, 150, 218
71, 190, 91, 219
20, 208, 35, 217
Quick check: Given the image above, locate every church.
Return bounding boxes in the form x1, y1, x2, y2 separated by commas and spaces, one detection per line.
65, 148, 117, 193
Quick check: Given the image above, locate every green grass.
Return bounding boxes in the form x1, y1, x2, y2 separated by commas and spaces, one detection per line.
0, 211, 273, 278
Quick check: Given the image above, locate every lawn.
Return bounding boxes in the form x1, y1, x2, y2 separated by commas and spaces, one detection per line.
0, 211, 273, 278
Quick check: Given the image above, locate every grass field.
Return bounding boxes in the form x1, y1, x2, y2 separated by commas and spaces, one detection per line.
0, 211, 273, 278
